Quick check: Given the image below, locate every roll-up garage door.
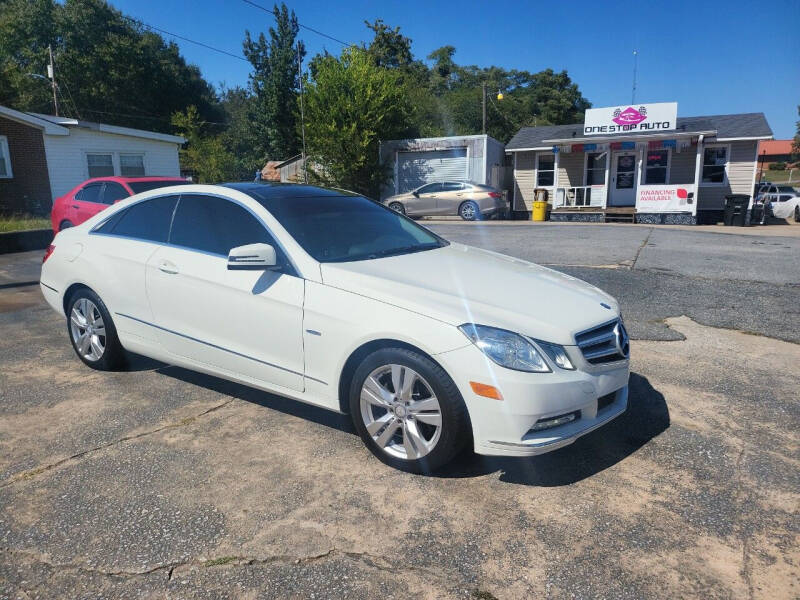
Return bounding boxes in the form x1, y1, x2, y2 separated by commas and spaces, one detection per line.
397, 148, 468, 193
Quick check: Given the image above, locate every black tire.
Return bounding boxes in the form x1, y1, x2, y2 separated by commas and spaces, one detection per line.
60, 220, 74, 231
66, 288, 126, 371
795, 206, 799, 223
349, 347, 470, 473
459, 200, 481, 221
388, 202, 405, 215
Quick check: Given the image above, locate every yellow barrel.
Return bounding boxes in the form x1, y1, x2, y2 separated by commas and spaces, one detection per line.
532, 201, 548, 221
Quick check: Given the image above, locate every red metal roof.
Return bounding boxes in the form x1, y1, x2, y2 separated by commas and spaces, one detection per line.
758, 140, 794, 155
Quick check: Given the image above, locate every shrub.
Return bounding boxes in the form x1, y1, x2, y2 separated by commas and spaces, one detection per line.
768, 162, 786, 171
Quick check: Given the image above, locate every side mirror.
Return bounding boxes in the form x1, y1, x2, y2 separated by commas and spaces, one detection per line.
227, 243, 277, 271
412, 191, 420, 197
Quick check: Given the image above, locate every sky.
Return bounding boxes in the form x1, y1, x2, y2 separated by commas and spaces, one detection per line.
109, 0, 800, 138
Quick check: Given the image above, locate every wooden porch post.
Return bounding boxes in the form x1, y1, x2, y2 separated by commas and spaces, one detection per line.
692, 134, 705, 217
552, 149, 559, 205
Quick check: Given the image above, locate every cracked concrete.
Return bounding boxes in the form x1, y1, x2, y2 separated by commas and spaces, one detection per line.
1, 225, 799, 599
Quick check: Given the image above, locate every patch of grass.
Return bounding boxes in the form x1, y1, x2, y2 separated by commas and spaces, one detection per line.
0, 214, 51, 233
759, 169, 799, 185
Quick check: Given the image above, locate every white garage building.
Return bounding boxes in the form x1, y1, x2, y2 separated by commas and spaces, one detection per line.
379, 134, 506, 200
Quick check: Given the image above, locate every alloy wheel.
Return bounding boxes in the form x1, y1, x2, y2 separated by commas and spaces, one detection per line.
460, 203, 476, 220
70, 298, 106, 362
359, 364, 442, 460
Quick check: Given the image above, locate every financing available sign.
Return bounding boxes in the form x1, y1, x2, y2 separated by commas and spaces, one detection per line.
636, 184, 694, 213
584, 102, 678, 136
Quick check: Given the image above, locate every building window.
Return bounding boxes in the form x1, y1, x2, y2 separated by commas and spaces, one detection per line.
120, 154, 145, 177
585, 152, 607, 186
644, 150, 669, 184
702, 146, 728, 184
537, 153, 555, 187
87, 153, 114, 178
0, 136, 12, 178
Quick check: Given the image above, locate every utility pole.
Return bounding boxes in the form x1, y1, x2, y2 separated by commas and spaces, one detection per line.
482, 82, 487, 135
297, 42, 308, 184
631, 49, 638, 105
48, 44, 59, 116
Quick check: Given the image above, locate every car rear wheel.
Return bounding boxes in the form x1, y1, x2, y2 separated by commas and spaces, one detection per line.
459, 201, 481, 221
795, 206, 799, 223
349, 348, 470, 473
60, 220, 74, 231
388, 202, 405, 215
66, 289, 126, 371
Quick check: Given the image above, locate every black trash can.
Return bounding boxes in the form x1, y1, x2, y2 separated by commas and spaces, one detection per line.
723, 194, 750, 226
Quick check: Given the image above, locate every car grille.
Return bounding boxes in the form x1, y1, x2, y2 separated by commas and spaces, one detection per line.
575, 319, 629, 365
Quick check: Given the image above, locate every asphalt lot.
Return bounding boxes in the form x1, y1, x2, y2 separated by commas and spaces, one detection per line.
1, 224, 798, 599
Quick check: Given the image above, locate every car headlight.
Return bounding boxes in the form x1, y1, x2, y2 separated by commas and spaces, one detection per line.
536, 340, 575, 370
458, 324, 551, 373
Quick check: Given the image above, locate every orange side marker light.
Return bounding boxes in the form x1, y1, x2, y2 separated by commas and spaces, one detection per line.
469, 381, 503, 400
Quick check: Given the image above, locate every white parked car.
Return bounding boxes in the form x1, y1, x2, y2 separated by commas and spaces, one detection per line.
760, 184, 800, 221
40, 183, 630, 472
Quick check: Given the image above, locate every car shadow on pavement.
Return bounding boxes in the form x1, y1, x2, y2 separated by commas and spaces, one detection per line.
145, 362, 667, 485
436, 373, 670, 486
154, 364, 356, 434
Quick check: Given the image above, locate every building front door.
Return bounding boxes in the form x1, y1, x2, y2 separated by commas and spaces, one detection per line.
609, 151, 638, 206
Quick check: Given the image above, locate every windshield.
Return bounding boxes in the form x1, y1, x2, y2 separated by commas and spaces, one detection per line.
248, 193, 447, 262
128, 180, 190, 194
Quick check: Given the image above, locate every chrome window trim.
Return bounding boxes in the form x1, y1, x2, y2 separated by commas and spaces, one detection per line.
89, 191, 302, 278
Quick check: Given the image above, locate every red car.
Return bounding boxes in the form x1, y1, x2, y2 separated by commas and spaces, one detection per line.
51, 176, 190, 232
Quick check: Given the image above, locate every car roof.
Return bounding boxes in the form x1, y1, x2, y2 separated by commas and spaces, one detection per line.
223, 182, 360, 199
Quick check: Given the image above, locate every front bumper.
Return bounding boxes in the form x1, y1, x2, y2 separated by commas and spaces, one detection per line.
435, 342, 630, 457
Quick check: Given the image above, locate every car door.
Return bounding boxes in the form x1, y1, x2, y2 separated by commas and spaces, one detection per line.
72, 182, 105, 224
145, 193, 305, 392
408, 183, 441, 215
436, 182, 465, 215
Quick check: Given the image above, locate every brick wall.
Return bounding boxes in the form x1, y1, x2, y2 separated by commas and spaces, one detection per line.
0, 116, 52, 216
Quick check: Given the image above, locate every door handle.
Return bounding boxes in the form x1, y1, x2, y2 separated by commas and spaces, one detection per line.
72, 205, 79, 209
158, 260, 179, 275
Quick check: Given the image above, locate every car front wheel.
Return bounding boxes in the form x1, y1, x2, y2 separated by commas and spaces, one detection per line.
66, 288, 126, 371
349, 348, 470, 473
60, 220, 74, 231
795, 206, 799, 223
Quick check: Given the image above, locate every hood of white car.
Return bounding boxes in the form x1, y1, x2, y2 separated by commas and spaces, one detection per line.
320, 243, 620, 346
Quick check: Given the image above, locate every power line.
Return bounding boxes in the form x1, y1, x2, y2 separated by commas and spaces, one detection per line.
240, 0, 350, 46
123, 15, 250, 63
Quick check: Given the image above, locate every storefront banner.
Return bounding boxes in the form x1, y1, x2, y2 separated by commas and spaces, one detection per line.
636, 184, 694, 213
584, 102, 678, 136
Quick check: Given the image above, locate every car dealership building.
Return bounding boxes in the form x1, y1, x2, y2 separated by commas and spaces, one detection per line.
506, 103, 773, 223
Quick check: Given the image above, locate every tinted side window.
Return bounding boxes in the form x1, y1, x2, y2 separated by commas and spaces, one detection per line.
80, 183, 103, 203
110, 195, 179, 243
170, 194, 272, 256
442, 182, 463, 191
102, 182, 129, 205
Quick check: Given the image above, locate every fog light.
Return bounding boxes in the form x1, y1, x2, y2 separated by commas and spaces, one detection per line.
529, 411, 578, 432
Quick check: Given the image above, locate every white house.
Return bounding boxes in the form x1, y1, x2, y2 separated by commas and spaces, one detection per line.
0, 105, 185, 215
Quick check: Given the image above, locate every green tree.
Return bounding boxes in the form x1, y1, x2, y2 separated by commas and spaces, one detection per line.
363, 19, 413, 69
0, 0, 221, 131
243, 3, 304, 163
303, 47, 414, 197
171, 105, 235, 183
792, 105, 800, 159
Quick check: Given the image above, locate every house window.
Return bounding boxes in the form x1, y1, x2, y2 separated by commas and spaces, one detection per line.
702, 146, 728, 184
87, 153, 114, 178
585, 152, 607, 186
120, 154, 145, 177
0, 136, 12, 178
537, 153, 555, 186
644, 150, 669, 184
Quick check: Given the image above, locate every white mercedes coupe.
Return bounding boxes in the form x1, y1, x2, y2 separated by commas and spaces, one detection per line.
40, 183, 630, 472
